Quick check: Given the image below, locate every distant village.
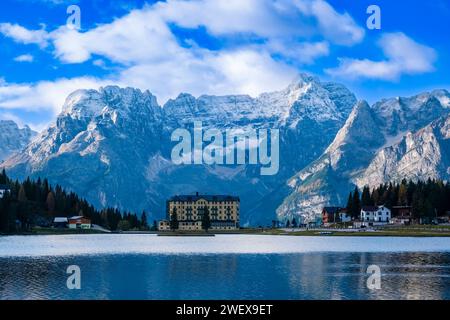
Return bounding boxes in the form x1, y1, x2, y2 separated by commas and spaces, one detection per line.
2, 173, 450, 233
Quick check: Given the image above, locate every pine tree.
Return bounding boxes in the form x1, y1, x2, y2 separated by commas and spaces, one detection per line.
170, 207, 178, 231
292, 217, 298, 228
141, 211, 148, 230
202, 206, 211, 232
0, 169, 7, 184
346, 192, 354, 218
18, 185, 27, 202
46, 192, 56, 216
352, 187, 361, 219
398, 183, 408, 206
361, 186, 372, 206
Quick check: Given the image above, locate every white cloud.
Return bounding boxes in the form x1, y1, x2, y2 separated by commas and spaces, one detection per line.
326, 32, 437, 81
51, 8, 182, 64
0, 23, 48, 48
0, 77, 110, 114
293, 0, 365, 45
0, 0, 365, 122
4, 0, 363, 66
157, 0, 363, 45
14, 54, 34, 62
267, 40, 329, 64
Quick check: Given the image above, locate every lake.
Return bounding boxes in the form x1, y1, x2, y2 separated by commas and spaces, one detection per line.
0, 234, 450, 300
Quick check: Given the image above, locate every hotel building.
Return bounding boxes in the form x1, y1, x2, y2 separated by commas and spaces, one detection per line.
160, 192, 240, 231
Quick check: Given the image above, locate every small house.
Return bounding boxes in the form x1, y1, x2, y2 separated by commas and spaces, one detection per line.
436, 212, 450, 224
68, 216, 91, 229
322, 207, 341, 225
0, 184, 11, 199
391, 206, 413, 225
53, 217, 68, 228
391, 216, 413, 225
360, 205, 391, 225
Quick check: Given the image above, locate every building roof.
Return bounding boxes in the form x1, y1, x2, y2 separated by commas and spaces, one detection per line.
168, 194, 240, 202
361, 206, 380, 212
69, 216, 85, 220
322, 207, 341, 214
53, 217, 68, 223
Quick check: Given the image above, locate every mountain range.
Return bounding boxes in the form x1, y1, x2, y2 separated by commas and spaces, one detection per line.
0, 120, 36, 162
1, 74, 449, 225
277, 89, 450, 222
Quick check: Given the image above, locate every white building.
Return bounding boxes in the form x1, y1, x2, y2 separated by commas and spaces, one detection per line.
360, 205, 391, 225
339, 211, 352, 223
0, 184, 10, 199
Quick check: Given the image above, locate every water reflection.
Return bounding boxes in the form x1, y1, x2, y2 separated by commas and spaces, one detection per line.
0, 252, 449, 300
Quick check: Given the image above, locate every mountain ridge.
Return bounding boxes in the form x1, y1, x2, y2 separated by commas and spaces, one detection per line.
1, 74, 356, 224
277, 89, 450, 222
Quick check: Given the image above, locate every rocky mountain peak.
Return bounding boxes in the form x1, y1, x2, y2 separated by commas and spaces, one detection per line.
0, 120, 37, 161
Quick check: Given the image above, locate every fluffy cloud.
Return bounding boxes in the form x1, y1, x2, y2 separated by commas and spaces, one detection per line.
0, 23, 48, 48
293, 0, 365, 45
0, 77, 111, 114
326, 32, 437, 81
0, 0, 365, 126
50, 0, 363, 65
157, 0, 364, 44
14, 54, 34, 62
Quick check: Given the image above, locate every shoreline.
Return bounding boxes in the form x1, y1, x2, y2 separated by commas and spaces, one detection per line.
2, 227, 450, 237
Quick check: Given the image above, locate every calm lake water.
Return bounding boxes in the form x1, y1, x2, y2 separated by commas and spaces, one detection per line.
0, 234, 450, 300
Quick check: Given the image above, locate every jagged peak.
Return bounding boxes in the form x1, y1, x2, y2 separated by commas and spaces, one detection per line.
0, 119, 35, 133
60, 85, 160, 120
348, 100, 371, 119
0, 119, 19, 128
289, 73, 319, 87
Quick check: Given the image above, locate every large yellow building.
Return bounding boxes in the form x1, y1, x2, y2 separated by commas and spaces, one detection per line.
160, 193, 240, 231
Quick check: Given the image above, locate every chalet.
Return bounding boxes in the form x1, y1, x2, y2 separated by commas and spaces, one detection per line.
391, 206, 413, 225
322, 207, 341, 225
436, 212, 450, 224
360, 205, 391, 226
68, 216, 91, 229
322, 207, 350, 225
0, 184, 10, 199
53, 217, 68, 228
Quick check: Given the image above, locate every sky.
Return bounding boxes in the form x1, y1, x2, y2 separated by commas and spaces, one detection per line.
0, 0, 449, 131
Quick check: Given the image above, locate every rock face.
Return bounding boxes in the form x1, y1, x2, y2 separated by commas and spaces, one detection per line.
0, 120, 36, 162
355, 113, 450, 188
0, 74, 356, 224
277, 90, 450, 222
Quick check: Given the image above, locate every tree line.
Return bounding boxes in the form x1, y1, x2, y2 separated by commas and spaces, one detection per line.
345, 178, 450, 220
0, 170, 155, 233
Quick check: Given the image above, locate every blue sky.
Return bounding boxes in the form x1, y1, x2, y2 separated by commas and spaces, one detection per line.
0, 0, 449, 130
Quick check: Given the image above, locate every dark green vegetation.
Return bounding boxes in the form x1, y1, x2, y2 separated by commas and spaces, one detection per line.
0, 170, 153, 234
346, 179, 450, 221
